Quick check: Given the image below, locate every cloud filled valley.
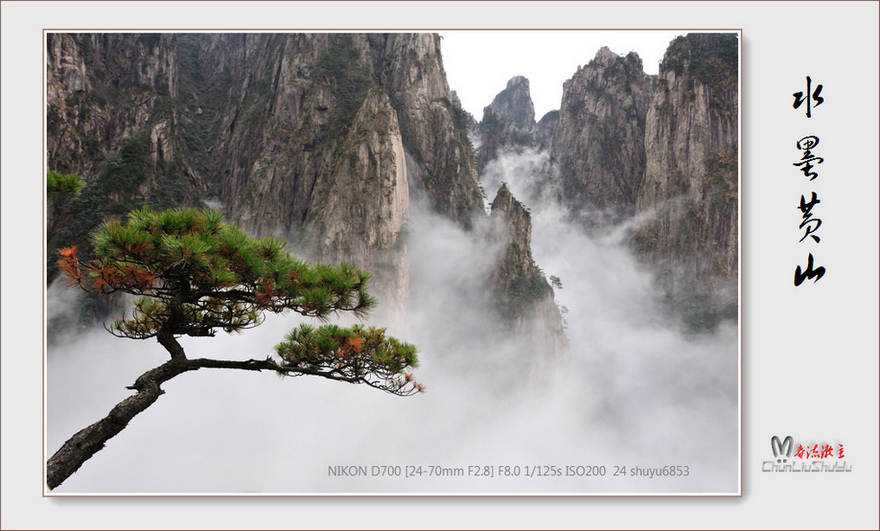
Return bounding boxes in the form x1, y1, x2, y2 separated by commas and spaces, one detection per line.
47, 147, 738, 494
45, 32, 739, 494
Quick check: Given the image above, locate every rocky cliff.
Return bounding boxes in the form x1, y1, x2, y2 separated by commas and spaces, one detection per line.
181, 33, 416, 299
366, 33, 485, 227
47, 33, 181, 179
551, 47, 653, 223
47, 31, 567, 358
481, 35, 738, 330
471, 78, 570, 363
489, 185, 568, 363
46, 33, 484, 299
476, 76, 545, 173
536, 110, 559, 150
47, 33, 203, 281
631, 33, 738, 328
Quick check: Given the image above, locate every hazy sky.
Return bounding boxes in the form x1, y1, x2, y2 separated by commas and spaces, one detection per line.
440, 30, 685, 119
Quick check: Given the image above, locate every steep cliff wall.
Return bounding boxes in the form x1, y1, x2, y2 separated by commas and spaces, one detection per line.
185, 32, 480, 300
367, 33, 484, 227
46, 33, 480, 297
47, 33, 181, 178
536, 110, 559, 150
194, 33, 380, 240
45, 31, 570, 368
46, 33, 202, 275
304, 89, 411, 303
489, 185, 569, 362
551, 47, 652, 222
631, 33, 739, 328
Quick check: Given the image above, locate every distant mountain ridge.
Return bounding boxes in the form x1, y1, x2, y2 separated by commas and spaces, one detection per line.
474, 34, 738, 329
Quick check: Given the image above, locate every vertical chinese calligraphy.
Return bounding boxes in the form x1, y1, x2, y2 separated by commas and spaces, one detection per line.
793, 135, 824, 181
794, 252, 826, 286
791, 77, 826, 286
797, 191, 822, 243
793, 76, 824, 118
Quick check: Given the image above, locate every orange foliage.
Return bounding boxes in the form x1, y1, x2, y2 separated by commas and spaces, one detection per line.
124, 242, 150, 260
255, 283, 279, 308
346, 337, 364, 354
57, 246, 157, 294
56, 246, 85, 286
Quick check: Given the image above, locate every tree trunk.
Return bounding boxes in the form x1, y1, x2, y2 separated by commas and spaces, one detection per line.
46, 353, 280, 490
46, 358, 190, 490
47, 380, 162, 489
46, 328, 374, 489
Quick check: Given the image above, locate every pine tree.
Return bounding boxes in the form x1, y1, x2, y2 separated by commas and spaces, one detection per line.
48, 207, 421, 490
46, 171, 86, 196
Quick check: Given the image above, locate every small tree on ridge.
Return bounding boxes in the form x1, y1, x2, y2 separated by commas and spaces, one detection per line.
48, 207, 421, 490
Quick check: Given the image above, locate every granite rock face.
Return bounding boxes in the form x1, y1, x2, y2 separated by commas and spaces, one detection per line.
47, 31, 568, 358
367, 33, 485, 228
473, 78, 568, 361
536, 110, 559, 150
477, 76, 546, 173
46, 33, 202, 271
46, 33, 187, 188
631, 33, 739, 328
46, 33, 484, 301
551, 47, 653, 223
489, 185, 569, 362
538, 36, 738, 329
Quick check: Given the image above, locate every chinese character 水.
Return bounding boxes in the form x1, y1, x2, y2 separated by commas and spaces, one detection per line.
793, 76, 824, 118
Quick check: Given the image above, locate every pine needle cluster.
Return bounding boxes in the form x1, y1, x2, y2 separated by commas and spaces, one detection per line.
57, 206, 421, 395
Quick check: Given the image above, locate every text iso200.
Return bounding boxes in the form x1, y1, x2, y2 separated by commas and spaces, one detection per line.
565, 465, 606, 477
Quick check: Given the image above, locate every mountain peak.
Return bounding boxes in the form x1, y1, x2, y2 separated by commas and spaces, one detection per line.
483, 75, 536, 130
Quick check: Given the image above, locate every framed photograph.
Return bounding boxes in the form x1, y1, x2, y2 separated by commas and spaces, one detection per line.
1, 1, 877, 528
43, 29, 741, 496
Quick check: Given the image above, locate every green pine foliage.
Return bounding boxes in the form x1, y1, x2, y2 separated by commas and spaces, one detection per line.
276, 323, 422, 393
62, 207, 376, 336
49, 206, 420, 490
47, 171, 86, 196
57, 206, 420, 394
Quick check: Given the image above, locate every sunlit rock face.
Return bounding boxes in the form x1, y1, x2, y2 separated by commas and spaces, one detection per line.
198, 32, 481, 306
367, 33, 485, 229
632, 33, 739, 329
303, 89, 411, 307
551, 47, 653, 223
